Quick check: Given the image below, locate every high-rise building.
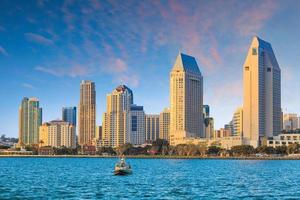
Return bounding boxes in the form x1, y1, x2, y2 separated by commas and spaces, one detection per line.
78, 80, 96, 146
283, 114, 299, 131
232, 107, 243, 136
128, 105, 145, 145
18, 97, 42, 146
62, 107, 76, 126
102, 85, 133, 147
159, 108, 170, 142
39, 120, 76, 149
203, 105, 210, 118
145, 114, 159, 142
204, 118, 214, 139
243, 36, 281, 147
170, 53, 204, 145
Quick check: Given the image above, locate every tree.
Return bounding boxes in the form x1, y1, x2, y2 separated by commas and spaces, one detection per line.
115, 143, 133, 155
198, 142, 207, 156
231, 145, 255, 156
275, 146, 287, 155
207, 146, 221, 156
287, 143, 300, 154
256, 145, 275, 155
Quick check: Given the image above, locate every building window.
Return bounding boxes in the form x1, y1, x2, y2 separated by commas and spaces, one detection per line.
245, 66, 249, 71
267, 68, 271, 72
252, 48, 257, 55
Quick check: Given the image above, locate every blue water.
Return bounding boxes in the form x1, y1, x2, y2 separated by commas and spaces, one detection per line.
0, 158, 300, 199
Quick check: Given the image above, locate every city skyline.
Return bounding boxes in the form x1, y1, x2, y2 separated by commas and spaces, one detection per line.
1, 0, 300, 137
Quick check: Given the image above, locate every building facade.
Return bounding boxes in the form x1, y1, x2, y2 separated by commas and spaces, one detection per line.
283, 114, 299, 131
159, 108, 170, 142
62, 107, 76, 126
18, 97, 42, 146
170, 53, 204, 145
232, 107, 243, 136
102, 85, 133, 147
243, 36, 281, 147
145, 114, 160, 142
39, 120, 76, 149
78, 80, 96, 146
128, 105, 145, 145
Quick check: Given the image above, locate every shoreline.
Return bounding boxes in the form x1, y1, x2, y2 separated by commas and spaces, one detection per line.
1, 155, 300, 160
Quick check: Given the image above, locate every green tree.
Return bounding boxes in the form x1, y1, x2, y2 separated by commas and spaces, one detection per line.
231, 145, 255, 156
207, 146, 221, 156
256, 145, 275, 155
275, 146, 287, 155
287, 143, 300, 154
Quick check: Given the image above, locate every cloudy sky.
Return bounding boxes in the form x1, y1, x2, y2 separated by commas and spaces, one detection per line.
0, 0, 300, 137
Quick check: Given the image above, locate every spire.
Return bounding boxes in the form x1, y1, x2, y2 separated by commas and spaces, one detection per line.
172, 53, 201, 74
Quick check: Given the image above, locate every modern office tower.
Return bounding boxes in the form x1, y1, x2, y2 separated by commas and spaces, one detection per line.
170, 53, 204, 145
145, 114, 160, 142
204, 118, 214, 139
78, 80, 96, 146
128, 105, 145, 145
203, 105, 210, 118
18, 97, 42, 146
102, 85, 133, 147
243, 36, 281, 147
96, 126, 102, 140
224, 122, 234, 135
283, 114, 299, 131
39, 120, 76, 148
62, 107, 76, 126
232, 107, 243, 136
159, 108, 170, 141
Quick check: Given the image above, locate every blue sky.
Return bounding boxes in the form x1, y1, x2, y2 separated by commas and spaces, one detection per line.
0, 0, 300, 137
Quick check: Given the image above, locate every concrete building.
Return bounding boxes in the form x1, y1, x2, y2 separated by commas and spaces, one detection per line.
146, 114, 160, 142
78, 80, 96, 146
214, 128, 231, 138
39, 120, 76, 149
204, 117, 214, 139
267, 133, 300, 148
232, 107, 243, 136
243, 36, 281, 147
18, 97, 42, 146
283, 114, 299, 131
128, 105, 145, 145
62, 107, 76, 126
102, 85, 133, 147
159, 108, 170, 142
170, 53, 204, 145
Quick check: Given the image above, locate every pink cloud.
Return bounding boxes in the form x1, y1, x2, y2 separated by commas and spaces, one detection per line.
25, 33, 54, 46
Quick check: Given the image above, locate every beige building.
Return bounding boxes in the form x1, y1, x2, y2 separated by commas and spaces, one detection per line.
145, 114, 160, 142
267, 133, 300, 148
78, 80, 96, 146
102, 85, 133, 147
243, 36, 281, 148
39, 120, 76, 148
170, 53, 204, 145
232, 107, 243, 136
283, 113, 299, 131
159, 108, 170, 142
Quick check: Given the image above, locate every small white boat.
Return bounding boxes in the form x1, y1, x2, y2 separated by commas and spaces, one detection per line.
114, 157, 132, 175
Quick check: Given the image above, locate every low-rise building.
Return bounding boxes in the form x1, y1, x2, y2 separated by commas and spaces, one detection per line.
267, 133, 300, 148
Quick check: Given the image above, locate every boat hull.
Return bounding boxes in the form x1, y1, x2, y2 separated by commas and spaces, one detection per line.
114, 169, 132, 175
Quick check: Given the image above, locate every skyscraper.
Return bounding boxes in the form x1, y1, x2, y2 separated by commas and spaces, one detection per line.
102, 85, 133, 147
128, 104, 145, 145
62, 107, 76, 126
145, 114, 160, 142
232, 107, 243, 136
18, 97, 42, 146
159, 108, 170, 142
243, 36, 281, 147
78, 80, 96, 146
170, 53, 204, 145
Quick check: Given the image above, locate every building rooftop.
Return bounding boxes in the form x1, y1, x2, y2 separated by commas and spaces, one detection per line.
172, 53, 201, 74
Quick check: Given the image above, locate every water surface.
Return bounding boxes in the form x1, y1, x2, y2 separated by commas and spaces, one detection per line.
0, 158, 299, 199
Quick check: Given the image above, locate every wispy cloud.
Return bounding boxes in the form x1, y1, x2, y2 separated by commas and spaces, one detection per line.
0, 45, 8, 56
35, 65, 92, 77
25, 33, 54, 46
21, 83, 36, 89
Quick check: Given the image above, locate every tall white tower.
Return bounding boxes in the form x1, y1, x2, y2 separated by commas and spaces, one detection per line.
243, 36, 281, 147
170, 53, 204, 145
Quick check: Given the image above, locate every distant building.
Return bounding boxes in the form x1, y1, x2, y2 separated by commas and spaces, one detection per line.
204, 117, 214, 139
18, 97, 42, 146
267, 133, 300, 148
62, 107, 76, 126
128, 105, 145, 145
283, 114, 299, 131
39, 120, 76, 149
78, 80, 96, 146
159, 108, 170, 142
96, 126, 102, 140
243, 36, 281, 147
170, 53, 204, 145
214, 128, 231, 138
232, 107, 243, 136
102, 85, 133, 147
203, 105, 210, 118
146, 114, 160, 142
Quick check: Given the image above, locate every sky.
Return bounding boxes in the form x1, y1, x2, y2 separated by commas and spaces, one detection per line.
0, 0, 300, 137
